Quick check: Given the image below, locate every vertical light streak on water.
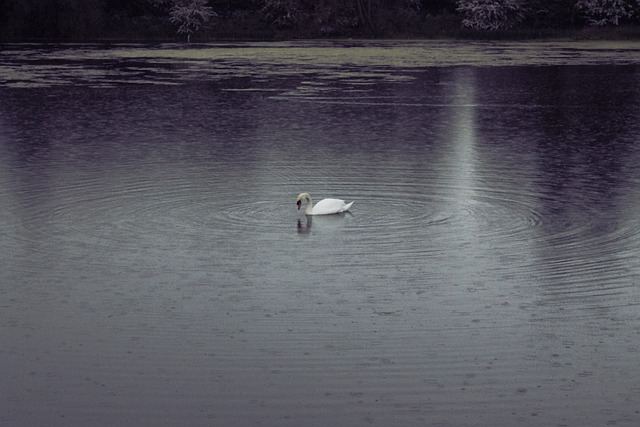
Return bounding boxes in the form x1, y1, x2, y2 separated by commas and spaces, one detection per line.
448, 68, 479, 231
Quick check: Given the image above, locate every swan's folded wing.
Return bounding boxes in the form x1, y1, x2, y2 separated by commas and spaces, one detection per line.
313, 198, 346, 215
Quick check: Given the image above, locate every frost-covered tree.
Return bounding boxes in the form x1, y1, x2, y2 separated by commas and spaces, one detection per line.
169, 0, 216, 41
575, 0, 637, 26
456, 0, 527, 30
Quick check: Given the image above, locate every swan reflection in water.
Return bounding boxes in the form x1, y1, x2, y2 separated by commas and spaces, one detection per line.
297, 211, 352, 235
297, 216, 312, 234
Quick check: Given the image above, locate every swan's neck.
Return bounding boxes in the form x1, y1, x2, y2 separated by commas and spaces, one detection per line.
304, 197, 314, 215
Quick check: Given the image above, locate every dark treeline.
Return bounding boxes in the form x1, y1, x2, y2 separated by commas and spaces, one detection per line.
1, 0, 639, 41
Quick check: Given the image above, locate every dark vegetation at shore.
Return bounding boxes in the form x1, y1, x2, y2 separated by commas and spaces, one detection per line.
1, 0, 639, 42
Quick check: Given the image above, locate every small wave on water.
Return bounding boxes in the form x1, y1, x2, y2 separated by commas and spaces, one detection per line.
8, 140, 638, 323
2, 50, 640, 427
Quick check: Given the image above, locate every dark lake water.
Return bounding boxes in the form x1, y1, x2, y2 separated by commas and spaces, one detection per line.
1, 40, 640, 426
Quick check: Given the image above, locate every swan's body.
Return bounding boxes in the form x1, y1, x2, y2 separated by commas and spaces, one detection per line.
296, 192, 353, 215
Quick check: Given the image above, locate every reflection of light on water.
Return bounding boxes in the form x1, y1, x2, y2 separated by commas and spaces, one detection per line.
447, 68, 478, 212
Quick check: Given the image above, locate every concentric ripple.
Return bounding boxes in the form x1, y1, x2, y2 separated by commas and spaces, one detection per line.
3, 47, 640, 427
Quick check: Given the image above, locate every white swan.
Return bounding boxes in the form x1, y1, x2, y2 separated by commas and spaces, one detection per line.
296, 192, 353, 215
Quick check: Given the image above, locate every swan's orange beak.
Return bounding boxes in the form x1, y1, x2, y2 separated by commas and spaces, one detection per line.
296, 200, 301, 210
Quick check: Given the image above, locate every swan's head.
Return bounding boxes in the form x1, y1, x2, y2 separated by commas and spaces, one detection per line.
296, 193, 310, 210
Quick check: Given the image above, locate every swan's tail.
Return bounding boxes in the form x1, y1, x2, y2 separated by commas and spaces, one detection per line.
342, 201, 354, 212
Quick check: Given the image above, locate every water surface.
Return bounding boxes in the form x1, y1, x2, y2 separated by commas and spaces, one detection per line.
1, 41, 640, 426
